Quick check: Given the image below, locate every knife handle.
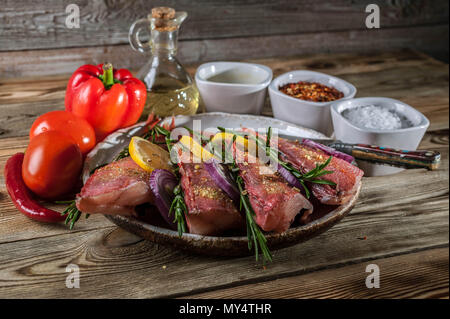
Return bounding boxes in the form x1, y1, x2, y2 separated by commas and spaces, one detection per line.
331, 143, 441, 170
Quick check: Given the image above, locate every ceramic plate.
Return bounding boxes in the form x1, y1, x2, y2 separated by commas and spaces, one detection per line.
82, 112, 360, 256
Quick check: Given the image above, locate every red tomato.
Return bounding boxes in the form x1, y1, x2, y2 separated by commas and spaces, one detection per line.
29, 110, 96, 155
22, 131, 83, 199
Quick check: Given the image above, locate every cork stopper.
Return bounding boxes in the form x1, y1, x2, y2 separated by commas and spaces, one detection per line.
151, 7, 176, 19
151, 7, 178, 31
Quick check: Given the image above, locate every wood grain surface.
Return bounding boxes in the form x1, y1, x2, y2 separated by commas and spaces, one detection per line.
1, 0, 447, 51
0, 51, 448, 299
1, 0, 448, 80
1, 25, 449, 79
188, 247, 449, 299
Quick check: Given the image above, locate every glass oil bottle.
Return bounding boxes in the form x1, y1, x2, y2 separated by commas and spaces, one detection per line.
129, 7, 200, 118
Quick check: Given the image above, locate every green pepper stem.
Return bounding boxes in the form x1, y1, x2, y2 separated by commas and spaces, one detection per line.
102, 63, 114, 87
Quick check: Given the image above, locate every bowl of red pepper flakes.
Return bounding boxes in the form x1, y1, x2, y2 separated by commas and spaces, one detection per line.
269, 70, 357, 136
279, 81, 344, 102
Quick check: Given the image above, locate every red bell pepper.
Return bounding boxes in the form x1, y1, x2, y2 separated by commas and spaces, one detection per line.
65, 63, 147, 141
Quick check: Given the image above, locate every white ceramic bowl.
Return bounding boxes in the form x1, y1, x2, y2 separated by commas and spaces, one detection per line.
269, 70, 357, 136
195, 62, 272, 114
331, 97, 430, 176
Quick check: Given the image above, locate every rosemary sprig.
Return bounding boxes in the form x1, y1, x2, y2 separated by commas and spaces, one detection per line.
153, 124, 171, 136
301, 156, 334, 182
219, 127, 336, 198
169, 184, 188, 237
59, 200, 90, 230
227, 136, 272, 263
236, 173, 272, 263
149, 125, 188, 236
211, 133, 272, 263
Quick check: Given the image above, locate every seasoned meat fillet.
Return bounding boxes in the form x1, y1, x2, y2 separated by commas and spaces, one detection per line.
76, 157, 154, 215
277, 138, 364, 205
179, 163, 244, 236
240, 128, 363, 205
235, 150, 313, 233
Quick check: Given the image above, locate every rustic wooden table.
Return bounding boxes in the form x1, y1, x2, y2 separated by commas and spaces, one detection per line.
0, 50, 448, 299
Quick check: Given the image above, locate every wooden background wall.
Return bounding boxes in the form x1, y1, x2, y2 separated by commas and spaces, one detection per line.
0, 0, 448, 79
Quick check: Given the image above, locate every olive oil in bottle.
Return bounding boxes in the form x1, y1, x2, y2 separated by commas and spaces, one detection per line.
129, 7, 200, 118
144, 76, 199, 117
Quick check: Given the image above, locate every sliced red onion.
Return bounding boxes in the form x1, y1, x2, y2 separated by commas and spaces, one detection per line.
204, 159, 239, 202
149, 169, 178, 230
302, 138, 354, 164
277, 164, 304, 191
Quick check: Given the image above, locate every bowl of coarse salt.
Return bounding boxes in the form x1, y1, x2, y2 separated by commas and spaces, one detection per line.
331, 97, 430, 176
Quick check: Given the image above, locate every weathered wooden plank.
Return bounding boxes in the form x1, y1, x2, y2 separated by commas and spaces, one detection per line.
0, 24, 448, 80
0, 135, 28, 150
187, 247, 449, 299
420, 129, 449, 149
0, 51, 448, 138
1, 50, 434, 104
0, 190, 447, 298
1, 49, 442, 103
0, 0, 448, 51
0, 202, 114, 245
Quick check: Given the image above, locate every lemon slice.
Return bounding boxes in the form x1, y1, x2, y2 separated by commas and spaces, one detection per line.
178, 135, 215, 161
210, 132, 249, 148
129, 136, 172, 173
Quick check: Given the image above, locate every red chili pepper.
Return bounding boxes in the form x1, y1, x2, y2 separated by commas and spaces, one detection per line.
4, 153, 65, 223
65, 63, 147, 141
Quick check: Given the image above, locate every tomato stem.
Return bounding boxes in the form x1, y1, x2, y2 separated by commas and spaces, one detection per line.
102, 63, 114, 88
